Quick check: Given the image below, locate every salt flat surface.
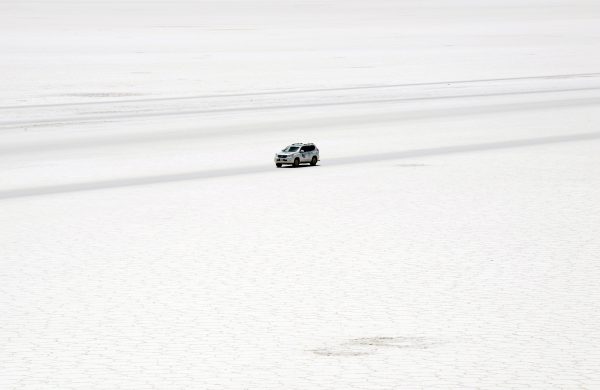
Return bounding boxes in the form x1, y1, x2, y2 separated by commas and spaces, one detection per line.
2, 1, 600, 389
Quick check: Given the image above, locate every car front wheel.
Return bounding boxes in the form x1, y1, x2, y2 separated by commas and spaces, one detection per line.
293, 158, 300, 167
276, 163, 282, 167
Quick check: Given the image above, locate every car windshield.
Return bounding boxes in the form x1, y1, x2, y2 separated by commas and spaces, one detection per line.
283, 146, 300, 152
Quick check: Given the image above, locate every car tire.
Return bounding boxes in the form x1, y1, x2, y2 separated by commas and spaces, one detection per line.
310, 156, 318, 166
293, 158, 300, 167
276, 163, 282, 168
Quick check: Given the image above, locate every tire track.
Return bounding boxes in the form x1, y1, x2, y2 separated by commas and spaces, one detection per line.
2, 131, 598, 200
2, 86, 600, 129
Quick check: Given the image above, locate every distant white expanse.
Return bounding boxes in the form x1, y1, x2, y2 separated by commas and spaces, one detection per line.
1, 1, 600, 388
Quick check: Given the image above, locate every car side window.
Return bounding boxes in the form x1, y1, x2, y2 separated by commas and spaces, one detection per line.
300, 147, 306, 152
309, 145, 315, 151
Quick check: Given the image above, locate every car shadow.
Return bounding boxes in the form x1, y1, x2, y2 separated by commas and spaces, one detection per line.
280, 164, 319, 168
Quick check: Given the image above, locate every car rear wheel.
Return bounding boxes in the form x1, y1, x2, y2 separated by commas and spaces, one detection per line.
310, 156, 318, 166
276, 163, 282, 168
293, 158, 300, 167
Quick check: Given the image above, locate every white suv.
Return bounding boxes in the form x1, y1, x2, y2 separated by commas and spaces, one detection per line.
274, 143, 320, 168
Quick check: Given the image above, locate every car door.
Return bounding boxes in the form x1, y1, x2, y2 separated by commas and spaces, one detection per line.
299, 146, 310, 162
308, 145, 316, 161
303, 145, 315, 162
